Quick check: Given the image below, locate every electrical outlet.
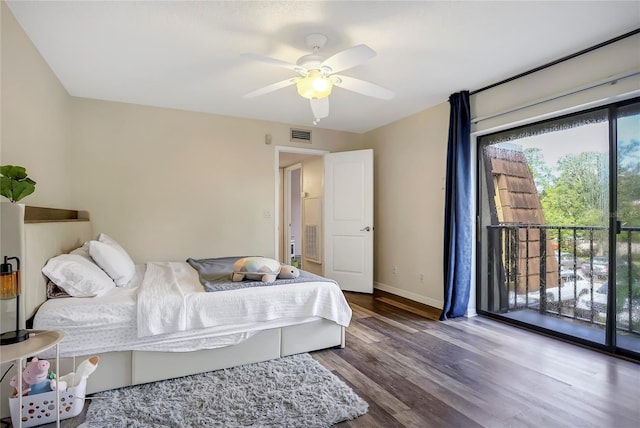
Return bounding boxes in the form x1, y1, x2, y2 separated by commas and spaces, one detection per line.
263, 209, 272, 218
392, 265, 397, 274
420, 273, 424, 283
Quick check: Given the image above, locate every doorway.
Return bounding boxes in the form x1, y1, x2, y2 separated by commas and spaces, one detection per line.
275, 146, 327, 270
284, 164, 303, 269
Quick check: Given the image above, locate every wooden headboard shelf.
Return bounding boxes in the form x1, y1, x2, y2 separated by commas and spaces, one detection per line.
1, 203, 93, 322
24, 206, 90, 223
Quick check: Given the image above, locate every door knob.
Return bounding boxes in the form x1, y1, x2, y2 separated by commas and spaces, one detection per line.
360, 226, 371, 232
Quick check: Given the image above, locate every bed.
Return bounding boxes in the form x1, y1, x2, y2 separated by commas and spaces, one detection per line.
0, 204, 350, 399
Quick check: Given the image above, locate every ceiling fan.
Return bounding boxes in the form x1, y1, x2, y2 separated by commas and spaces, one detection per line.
242, 34, 395, 124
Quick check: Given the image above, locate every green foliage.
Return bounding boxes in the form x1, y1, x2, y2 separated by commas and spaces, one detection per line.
540, 152, 608, 227
524, 147, 553, 195
616, 261, 640, 299
0, 165, 36, 203
617, 139, 640, 229
514, 130, 640, 328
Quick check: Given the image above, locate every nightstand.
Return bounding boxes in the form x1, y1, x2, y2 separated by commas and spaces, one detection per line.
1, 330, 64, 428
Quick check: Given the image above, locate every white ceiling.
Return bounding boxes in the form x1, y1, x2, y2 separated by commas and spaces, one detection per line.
6, 1, 640, 134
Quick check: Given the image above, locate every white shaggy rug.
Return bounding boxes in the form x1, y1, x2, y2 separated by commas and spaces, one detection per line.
79, 353, 368, 428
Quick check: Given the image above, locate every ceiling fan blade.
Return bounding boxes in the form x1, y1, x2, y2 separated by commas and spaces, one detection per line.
333, 75, 395, 100
241, 53, 304, 73
310, 97, 329, 119
320, 44, 376, 74
244, 78, 297, 98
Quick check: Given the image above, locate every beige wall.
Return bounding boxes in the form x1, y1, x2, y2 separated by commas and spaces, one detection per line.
0, 7, 77, 413
1, 3, 75, 415
0, 1, 73, 208
69, 98, 361, 262
364, 103, 449, 308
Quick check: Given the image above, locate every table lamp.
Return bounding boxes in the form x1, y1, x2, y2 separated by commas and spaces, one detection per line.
0, 256, 30, 345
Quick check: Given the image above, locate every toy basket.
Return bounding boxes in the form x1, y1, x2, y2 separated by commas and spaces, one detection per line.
9, 377, 86, 428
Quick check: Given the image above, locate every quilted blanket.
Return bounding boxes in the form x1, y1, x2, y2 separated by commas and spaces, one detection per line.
186, 256, 337, 292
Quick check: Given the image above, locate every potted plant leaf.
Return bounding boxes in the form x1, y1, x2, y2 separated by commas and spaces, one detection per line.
0, 165, 36, 203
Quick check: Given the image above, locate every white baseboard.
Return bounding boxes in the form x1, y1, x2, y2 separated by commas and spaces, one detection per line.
464, 308, 478, 318
374, 282, 443, 309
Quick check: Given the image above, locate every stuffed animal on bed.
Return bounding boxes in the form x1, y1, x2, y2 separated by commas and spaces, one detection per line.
232, 257, 300, 283
279, 264, 300, 279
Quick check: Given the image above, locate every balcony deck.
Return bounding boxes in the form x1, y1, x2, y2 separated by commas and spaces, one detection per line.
484, 224, 639, 356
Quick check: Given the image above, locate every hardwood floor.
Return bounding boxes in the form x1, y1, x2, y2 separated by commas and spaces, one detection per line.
5, 290, 638, 427
314, 291, 640, 428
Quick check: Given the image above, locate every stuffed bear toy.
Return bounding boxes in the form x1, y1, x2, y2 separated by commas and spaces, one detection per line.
21, 358, 52, 396
232, 257, 300, 283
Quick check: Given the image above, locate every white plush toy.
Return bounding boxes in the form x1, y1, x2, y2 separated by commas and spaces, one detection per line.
50, 355, 100, 392
232, 257, 300, 283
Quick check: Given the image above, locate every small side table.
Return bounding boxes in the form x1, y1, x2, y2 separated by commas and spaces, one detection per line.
1, 330, 64, 428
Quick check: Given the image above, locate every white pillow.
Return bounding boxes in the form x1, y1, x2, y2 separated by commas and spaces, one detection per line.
42, 254, 116, 297
89, 233, 135, 286
69, 241, 91, 260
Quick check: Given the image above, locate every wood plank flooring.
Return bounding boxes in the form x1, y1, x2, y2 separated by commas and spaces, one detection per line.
6, 290, 638, 427
315, 291, 640, 428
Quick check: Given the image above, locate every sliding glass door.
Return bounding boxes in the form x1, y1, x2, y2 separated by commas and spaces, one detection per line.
615, 102, 640, 354
477, 98, 639, 359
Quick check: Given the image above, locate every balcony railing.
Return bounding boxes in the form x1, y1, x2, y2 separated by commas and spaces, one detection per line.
486, 224, 639, 335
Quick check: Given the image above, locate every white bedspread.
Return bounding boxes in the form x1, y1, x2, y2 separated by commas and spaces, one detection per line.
137, 261, 352, 337
34, 262, 352, 357
137, 262, 188, 336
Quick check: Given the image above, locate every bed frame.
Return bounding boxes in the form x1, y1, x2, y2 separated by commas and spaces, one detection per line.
0, 204, 345, 414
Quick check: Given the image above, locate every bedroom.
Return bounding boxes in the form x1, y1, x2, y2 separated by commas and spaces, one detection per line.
1, 1, 639, 426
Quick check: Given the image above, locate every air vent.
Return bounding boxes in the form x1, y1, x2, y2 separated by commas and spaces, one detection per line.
290, 128, 312, 143
305, 224, 321, 263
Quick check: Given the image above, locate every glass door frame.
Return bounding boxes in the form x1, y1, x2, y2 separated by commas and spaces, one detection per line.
606, 103, 618, 350
475, 96, 639, 360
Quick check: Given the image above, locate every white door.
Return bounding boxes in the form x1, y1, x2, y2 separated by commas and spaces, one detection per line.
323, 149, 373, 293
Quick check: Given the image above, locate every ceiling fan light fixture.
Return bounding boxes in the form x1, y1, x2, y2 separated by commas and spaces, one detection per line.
296, 70, 332, 99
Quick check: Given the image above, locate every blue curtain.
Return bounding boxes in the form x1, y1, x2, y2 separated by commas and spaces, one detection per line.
441, 91, 472, 320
